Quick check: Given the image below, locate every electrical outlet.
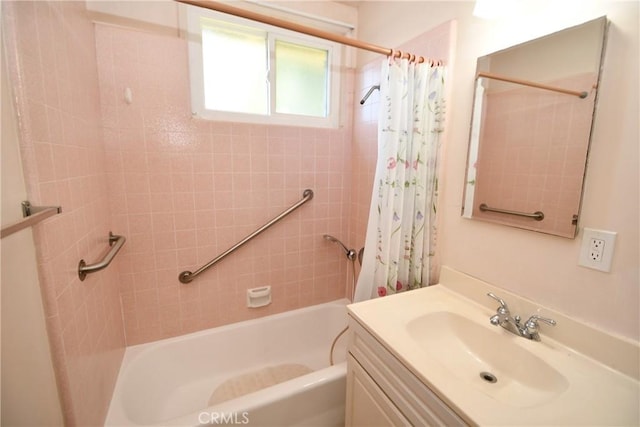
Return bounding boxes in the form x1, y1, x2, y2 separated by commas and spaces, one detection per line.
589, 238, 605, 262
579, 228, 617, 272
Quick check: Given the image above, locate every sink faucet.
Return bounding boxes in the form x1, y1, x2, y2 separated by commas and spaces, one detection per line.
487, 292, 511, 326
487, 293, 556, 341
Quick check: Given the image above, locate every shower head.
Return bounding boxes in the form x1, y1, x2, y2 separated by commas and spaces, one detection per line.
323, 234, 357, 261
323, 234, 345, 250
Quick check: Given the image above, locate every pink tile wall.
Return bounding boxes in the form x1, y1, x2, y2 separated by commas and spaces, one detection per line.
349, 22, 454, 260
3, 2, 125, 425
473, 73, 597, 237
3, 3, 449, 421
349, 61, 380, 250
94, 24, 354, 345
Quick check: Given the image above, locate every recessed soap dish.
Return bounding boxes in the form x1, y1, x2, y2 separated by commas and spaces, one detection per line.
247, 286, 271, 308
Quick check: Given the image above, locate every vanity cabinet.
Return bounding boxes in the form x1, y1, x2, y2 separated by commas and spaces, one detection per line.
346, 354, 410, 426
346, 316, 467, 427
345, 269, 640, 426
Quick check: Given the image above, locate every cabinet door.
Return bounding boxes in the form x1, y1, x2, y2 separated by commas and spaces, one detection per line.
346, 354, 410, 427
348, 317, 468, 427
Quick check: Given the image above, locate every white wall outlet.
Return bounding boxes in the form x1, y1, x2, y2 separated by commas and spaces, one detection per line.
578, 228, 617, 272
589, 238, 605, 262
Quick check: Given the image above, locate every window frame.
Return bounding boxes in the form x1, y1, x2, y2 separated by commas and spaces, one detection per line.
185, 6, 341, 128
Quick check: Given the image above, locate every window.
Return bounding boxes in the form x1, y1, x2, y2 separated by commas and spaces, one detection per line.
186, 7, 341, 128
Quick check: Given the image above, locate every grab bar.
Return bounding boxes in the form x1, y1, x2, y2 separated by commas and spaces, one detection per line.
1, 201, 61, 239
78, 232, 126, 281
179, 189, 314, 284
479, 203, 544, 221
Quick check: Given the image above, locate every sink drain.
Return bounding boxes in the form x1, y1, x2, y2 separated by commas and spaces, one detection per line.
479, 371, 497, 383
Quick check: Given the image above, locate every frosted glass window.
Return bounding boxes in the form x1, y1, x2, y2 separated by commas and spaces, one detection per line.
201, 19, 268, 115
275, 40, 328, 117
186, 7, 340, 127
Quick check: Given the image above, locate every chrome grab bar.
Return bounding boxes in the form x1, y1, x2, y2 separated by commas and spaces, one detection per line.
479, 203, 544, 221
1, 201, 62, 239
179, 189, 314, 284
78, 232, 126, 281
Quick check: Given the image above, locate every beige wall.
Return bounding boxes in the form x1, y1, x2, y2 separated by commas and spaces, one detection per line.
1, 30, 63, 425
354, 0, 639, 340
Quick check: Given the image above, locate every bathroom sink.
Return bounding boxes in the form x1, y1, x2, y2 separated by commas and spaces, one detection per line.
405, 311, 569, 407
348, 270, 640, 426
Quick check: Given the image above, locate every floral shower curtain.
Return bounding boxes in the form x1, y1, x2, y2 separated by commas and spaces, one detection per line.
354, 56, 446, 302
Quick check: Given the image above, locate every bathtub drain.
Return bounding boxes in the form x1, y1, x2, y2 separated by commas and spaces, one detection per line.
479, 371, 497, 383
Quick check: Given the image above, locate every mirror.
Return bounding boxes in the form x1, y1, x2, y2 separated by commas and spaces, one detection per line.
462, 17, 608, 238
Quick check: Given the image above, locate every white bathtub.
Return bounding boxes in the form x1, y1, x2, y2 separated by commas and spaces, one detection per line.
105, 299, 349, 426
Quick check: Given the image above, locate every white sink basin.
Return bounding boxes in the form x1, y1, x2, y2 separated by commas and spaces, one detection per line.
406, 311, 569, 407
347, 268, 640, 426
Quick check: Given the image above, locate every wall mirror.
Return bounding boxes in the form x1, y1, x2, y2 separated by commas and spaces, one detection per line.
462, 16, 608, 238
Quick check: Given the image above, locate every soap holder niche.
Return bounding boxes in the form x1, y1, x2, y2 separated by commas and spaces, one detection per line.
247, 286, 271, 308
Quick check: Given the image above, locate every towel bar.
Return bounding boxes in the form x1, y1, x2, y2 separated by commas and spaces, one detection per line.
0, 201, 61, 239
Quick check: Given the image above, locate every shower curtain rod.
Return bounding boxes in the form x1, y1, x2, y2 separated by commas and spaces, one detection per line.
176, 0, 438, 64
477, 71, 589, 99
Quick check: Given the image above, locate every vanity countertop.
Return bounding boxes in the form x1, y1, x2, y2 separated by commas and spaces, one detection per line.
347, 266, 640, 426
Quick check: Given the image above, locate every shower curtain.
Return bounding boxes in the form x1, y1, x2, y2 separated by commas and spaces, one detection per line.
354, 56, 446, 302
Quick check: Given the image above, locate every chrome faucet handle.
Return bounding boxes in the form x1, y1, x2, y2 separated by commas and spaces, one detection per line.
524, 315, 556, 340
487, 292, 509, 313
525, 315, 556, 329
487, 292, 511, 326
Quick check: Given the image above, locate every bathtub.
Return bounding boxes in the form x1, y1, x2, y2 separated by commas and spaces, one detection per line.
105, 299, 349, 426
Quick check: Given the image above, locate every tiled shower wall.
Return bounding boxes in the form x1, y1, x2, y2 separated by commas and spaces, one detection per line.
3, 1, 448, 422
3, 2, 125, 425
95, 24, 354, 345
